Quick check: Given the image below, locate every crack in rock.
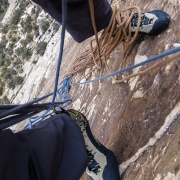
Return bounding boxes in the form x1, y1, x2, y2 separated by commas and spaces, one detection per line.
119, 101, 180, 175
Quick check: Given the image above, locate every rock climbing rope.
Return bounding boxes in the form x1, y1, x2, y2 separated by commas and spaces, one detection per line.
65, 0, 178, 86
65, 1, 142, 83
0, 0, 68, 131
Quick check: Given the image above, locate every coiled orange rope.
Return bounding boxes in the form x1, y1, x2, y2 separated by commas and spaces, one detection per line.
65, 1, 142, 83
65, 0, 179, 84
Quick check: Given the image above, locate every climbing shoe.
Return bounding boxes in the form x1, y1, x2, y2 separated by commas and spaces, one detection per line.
67, 110, 120, 180
131, 10, 170, 36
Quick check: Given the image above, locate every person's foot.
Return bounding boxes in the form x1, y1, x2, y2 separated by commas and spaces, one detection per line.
131, 10, 170, 36
67, 109, 120, 180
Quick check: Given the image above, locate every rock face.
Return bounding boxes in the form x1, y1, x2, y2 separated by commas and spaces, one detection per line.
5, 0, 180, 179
68, 1, 180, 180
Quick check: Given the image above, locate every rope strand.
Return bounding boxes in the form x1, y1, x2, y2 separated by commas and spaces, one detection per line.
65, 4, 142, 83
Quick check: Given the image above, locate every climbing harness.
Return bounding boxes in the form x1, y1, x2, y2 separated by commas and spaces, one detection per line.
23, 77, 72, 129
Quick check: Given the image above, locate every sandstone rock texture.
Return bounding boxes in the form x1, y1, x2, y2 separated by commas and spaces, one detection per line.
10, 0, 180, 179
72, 1, 180, 179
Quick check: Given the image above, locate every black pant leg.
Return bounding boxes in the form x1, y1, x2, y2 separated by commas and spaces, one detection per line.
31, 0, 112, 42
0, 114, 88, 180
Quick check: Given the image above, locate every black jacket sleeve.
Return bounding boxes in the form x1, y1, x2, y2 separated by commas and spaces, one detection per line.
31, 0, 112, 42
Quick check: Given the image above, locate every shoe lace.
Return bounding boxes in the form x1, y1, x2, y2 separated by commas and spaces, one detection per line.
74, 113, 88, 133
86, 147, 102, 174
71, 111, 103, 174
131, 13, 154, 29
